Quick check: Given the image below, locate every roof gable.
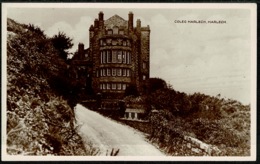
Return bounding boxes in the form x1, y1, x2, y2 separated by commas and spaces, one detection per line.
104, 14, 128, 29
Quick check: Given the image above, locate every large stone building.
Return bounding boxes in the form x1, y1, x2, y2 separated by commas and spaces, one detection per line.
70, 11, 150, 99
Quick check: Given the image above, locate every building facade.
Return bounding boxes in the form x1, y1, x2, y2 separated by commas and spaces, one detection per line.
71, 11, 150, 98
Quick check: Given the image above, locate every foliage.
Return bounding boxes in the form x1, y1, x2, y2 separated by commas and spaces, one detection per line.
51, 31, 73, 60
124, 84, 139, 97
6, 18, 92, 155
147, 77, 167, 93
26, 24, 46, 38
122, 78, 250, 156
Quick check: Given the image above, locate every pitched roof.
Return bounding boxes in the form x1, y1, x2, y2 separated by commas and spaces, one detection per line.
104, 14, 128, 29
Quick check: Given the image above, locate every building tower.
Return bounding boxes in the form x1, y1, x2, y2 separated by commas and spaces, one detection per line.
73, 11, 150, 99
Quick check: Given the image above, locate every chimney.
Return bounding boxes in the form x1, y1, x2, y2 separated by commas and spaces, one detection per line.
137, 19, 141, 28
94, 19, 99, 28
78, 43, 84, 59
99, 11, 104, 21
128, 11, 133, 31
98, 11, 104, 29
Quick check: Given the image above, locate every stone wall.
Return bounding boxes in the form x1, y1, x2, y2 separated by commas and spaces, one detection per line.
183, 135, 221, 156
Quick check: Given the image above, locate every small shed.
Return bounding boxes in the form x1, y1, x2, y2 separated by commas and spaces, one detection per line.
124, 108, 145, 120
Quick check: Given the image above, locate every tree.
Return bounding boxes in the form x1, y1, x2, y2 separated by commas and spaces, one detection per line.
51, 31, 73, 60
125, 84, 139, 96
147, 78, 167, 94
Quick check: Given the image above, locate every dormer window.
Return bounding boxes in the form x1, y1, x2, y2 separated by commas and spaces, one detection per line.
119, 30, 124, 35
107, 29, 113, 35
113, 26, 119, 34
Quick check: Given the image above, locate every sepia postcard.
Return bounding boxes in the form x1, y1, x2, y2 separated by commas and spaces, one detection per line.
1, 3, 256, 161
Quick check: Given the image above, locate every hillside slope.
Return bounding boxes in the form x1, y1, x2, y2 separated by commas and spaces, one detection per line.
123, 87, 251, 156
6, 18, 87, 155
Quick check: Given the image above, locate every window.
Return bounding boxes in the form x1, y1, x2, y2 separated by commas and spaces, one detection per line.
107, 68, 111, 76
122, 84, 126, 90
128, 53, 131, 64
123, 41, 126, 46
117, 51, 122, 63
103, 69, 106, 76
107, 51, 111, 63
118, 39, 123, 46
117, 83, 122, 90
127, 40, 131, 46
107, 38, 112, 45
112, 83, 116, 90
100, 40, 103, 46
117, 68, 122, 76
119, 30, 124, 35
113, 26, 119, 34
112, 68, 116, 76
107, 30, 113, 35
90, 31, 94, 38
112, 40, 117, 46
122, 51, 126, 63
96, 71, 99, 77
127, 52, 131, 64
122, 69, 126, 76
100, 52, 103, 64
100, 84, 102, 89
102, 51, 106, 63
143, 62, 146, 69
100, 69, 103, 76
103, 83, 106, 90
107, 83, 111, 90
112, 51, 117, 63
127, 69, 130, 77
143, 75, 146, 80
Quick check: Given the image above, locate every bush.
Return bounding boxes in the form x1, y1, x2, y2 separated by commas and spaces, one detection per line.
6, 18, 88, 155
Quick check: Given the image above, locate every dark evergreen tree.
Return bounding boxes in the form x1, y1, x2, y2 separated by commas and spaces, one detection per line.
51, 31, 73, 60
124, 84, 139, 96
147, 77, 167, 94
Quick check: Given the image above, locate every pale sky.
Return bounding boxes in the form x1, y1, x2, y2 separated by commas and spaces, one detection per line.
6, 4, 254, 104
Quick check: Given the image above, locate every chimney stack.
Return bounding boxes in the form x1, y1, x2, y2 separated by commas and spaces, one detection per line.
128, 11, 133, 31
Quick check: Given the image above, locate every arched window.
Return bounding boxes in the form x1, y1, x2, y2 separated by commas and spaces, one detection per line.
123, 69, 126, 76
107, 83, 111, 90
112, 83, 116, 90
107, 68, 111, 76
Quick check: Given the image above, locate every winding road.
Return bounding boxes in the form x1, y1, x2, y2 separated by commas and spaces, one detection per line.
75, 104, 164, 156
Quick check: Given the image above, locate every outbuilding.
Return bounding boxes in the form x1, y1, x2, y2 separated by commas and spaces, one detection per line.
124, 108, 145, 120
